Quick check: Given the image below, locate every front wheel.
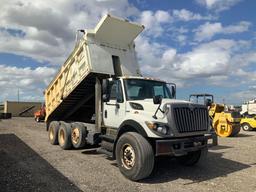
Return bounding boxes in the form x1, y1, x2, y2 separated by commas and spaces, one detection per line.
115, 132, 154, 181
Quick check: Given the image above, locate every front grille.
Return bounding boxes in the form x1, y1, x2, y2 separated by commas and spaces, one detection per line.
173, 107, 208, 133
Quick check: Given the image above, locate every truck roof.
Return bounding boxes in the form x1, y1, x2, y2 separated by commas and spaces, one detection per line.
120, 76, 166, 83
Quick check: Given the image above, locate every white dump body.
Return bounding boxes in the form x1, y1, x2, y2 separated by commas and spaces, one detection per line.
241, 103, 256, 115
45, 15, 144, 121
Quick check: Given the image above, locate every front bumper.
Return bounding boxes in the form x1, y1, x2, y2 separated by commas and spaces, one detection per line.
155, 134, 213, 156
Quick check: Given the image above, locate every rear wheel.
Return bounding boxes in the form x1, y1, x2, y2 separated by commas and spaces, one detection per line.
48, 121, 60, 145
115, 132, 154, 181
71, 123, 87, 149
242, 123, 252, 131
58, 122, 72, 150
177, 148, 207, 166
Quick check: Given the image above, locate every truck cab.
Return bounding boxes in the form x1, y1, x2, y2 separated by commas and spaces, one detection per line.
103, 77, 176, 135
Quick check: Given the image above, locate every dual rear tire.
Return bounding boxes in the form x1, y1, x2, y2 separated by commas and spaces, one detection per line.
58, 122, 72, 149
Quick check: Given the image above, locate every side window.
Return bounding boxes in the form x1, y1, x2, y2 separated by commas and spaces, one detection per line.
116, 80, 123, 103
127, 86, 141, 98
109, 80, 123, 102
110, 83, 117, 100
153, 86, 165, 97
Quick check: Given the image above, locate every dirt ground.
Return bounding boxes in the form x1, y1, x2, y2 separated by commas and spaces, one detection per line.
0, 117, 256, 192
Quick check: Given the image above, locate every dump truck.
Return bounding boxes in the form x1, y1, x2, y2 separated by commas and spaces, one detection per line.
45, 15, 212, 181
189, 94, 241, 137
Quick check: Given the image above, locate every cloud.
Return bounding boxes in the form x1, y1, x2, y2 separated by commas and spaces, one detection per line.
172, 9, 215, 21
0, 0, 255, 105
136, 37, 251, 88
0, 0, 139, 64
137, 10, 172, 37
169, 39, 237, 79
194, 21, 251, 42
138, 9, 214, 38
0, 0, 214, 63
231, 51, 256, 67
0, 65, 57, 101
196, 0, 241, 12
230, 89, 256, 104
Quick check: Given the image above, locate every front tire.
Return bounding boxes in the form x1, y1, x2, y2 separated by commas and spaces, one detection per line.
115, 132, 154, 181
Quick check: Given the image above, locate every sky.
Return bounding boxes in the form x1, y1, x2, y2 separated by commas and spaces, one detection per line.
0, 0, 256, 105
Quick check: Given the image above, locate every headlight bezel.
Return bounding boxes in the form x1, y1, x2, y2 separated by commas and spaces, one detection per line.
145, 121, 170, 135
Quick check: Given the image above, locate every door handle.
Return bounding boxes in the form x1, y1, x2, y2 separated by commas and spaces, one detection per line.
104, 110, 107, 118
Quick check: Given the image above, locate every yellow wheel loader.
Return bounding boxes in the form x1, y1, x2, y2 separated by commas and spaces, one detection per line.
189, 94, 241, 137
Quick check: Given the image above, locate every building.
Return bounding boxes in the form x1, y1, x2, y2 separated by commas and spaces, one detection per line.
4, 101, 43, 117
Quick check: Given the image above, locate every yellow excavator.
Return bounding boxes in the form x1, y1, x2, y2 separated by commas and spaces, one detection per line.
189, 94, 241, 137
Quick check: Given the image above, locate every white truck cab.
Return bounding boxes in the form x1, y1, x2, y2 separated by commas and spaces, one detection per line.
103, 77, 177, 137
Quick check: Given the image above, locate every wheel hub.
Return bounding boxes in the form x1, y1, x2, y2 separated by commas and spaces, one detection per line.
121, 144, 135, 169
49, 128, 54, 140
72, 128, 80, 144
59, 129, 65, 145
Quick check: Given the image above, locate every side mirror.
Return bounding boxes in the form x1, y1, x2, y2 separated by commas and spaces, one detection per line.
102, 79, 110, 102
103, 94, 110, 102
102, 79, 115, 103
102, 79, 109, 95
153, 95, 162, 105
205, 99, 212, 107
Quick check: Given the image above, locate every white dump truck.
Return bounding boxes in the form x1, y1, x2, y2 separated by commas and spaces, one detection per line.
45, 15, 212, 181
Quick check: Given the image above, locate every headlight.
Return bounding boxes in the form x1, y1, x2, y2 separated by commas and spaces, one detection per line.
156, 126, 168, 135
130, 102, 144, 110
145, 121, 169, 135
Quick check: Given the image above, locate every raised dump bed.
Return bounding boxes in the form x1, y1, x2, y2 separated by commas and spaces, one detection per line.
45, 15, 144, 123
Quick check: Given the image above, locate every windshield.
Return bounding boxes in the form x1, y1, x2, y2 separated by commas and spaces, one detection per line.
124, 79, 174, 100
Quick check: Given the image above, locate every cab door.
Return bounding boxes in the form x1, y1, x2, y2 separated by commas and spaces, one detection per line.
103, 80, 126, 128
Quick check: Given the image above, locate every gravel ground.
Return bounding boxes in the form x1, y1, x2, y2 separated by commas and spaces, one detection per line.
0, 117, 256, 192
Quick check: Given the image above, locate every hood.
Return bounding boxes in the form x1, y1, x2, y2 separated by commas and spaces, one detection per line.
128, 98, 193, 117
